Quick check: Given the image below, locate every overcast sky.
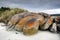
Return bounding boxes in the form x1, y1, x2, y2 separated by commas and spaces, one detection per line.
0, 0, 60, 11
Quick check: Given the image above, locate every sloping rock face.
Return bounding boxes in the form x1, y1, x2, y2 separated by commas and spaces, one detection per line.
0, 11, 60, 35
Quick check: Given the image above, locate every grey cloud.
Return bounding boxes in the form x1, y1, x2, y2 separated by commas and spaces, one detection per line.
0, 0, 60, 10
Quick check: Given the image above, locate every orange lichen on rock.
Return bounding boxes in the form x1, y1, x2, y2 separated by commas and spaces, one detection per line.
15, 16, 36, 31
48, 17, 53, 25
26, 21, 35, 28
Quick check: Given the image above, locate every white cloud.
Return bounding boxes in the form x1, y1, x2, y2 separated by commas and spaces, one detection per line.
40, 8, 60, 14
28, 8, 60, 14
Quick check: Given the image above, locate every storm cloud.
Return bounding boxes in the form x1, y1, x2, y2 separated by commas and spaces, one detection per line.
0, 0, 60, 10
